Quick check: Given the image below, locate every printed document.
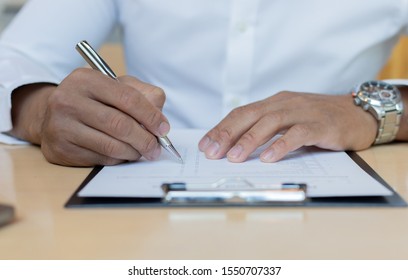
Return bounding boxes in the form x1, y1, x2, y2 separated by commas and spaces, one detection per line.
78, 129, 392, 198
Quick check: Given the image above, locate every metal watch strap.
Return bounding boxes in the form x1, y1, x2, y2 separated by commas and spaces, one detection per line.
375, 106, 402, 145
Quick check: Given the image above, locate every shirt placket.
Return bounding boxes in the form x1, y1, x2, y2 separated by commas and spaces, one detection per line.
222, 0, 259, 116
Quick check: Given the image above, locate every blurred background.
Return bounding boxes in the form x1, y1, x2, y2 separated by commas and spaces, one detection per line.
0, 0, 23, 31
0, 0, 126, 75
0, 0, 407, 79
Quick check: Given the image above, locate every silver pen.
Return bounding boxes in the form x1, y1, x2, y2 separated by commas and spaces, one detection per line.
76, 40, 183, 163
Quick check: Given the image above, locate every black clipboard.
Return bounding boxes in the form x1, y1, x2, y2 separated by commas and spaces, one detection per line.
65, 152, 407, 208
0, 203, 15, 228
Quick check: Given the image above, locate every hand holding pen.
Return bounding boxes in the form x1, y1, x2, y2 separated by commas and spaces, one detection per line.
76, 40, 182, 163
26, 40, 180, 166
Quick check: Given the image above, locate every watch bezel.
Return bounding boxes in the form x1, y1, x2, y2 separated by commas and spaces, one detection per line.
352, 80, 404, 145
355, 80, 401, 107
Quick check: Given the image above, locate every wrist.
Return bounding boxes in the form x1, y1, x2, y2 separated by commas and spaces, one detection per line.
352, 81, 403, 145
395, 86, 408, 141
9, 83, 55, 145
342, 93, 378, 148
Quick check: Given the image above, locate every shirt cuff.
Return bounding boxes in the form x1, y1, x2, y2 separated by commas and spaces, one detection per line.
383, 79, 408, 87
0, 50, 60, 143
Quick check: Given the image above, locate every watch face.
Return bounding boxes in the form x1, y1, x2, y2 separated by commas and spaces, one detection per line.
357, 81, 401, 106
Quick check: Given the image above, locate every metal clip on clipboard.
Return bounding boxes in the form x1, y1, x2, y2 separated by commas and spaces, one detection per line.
161, 178, 307, 205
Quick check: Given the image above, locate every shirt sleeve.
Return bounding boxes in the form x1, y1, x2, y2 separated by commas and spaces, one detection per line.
0, 0, 118, 143
402, 0, 408, 35
384, 79, 408, 88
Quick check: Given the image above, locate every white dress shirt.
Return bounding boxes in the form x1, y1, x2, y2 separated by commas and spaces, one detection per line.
1, 0, 408, 144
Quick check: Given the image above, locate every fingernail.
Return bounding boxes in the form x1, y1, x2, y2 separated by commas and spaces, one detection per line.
261, 150, 274, 162
198, 136, 211, 151
227, 145, 243, 160
206, 141, 220, 158
158, 122, 170, 136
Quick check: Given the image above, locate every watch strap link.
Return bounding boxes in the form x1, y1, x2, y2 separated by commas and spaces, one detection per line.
375, 106, 402, 145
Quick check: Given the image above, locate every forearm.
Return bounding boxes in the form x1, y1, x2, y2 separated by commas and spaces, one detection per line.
395, 86, 408, 141
9, 83, 55, 145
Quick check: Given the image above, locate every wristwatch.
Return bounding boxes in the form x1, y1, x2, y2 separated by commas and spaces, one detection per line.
352, 80, 403, 145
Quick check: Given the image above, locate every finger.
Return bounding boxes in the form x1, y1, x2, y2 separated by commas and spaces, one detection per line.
96, 80, 170, 136
66, 121, 146, 162
41, 138, 125, 167
73, 97, 161, 160
41, 110, 139, 165
226, 110, 291, 162
260, 123, 321, 162
199, 103, 264, 159
118, 76, 166, 110
74, 69, 170, 137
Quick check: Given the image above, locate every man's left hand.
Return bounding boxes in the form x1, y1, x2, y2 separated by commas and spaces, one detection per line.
199, 91, 378, 162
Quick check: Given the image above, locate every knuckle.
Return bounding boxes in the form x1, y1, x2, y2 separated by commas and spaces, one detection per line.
117, 87, 134, 110
292, 124, 310, 138
151, 86, 166, 100
212, 127, 234, 144
263, 111, 285, 126
47, 93, 81, 120
140, 135, 158, 154
108, 114, 132, 138
41, 144, 58, 164
239, 131, 258, 145
273, 137, 288, 151
229, 106, 245, 118
68, 68, 94, 87
69, 68, 88, 81
276, 90, 295, 98
41, 140, 71, 166
231, 104, 259, 120
101, 138, 121, 157
117, 75, 134, 84
47, 90, 70, 112
147, 109, 163, 127
293, 95, 308, 105
72, 67, 89, 75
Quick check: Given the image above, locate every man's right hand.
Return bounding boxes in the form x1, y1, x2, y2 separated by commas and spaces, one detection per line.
9, 68, 170, 166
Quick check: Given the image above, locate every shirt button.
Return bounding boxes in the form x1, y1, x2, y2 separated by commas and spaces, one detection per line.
236, 21, 248, 33
230, 97, 241, 107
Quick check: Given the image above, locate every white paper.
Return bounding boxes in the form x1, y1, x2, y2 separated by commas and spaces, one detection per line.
0, 133, 29, 145
78, 129, 392, 198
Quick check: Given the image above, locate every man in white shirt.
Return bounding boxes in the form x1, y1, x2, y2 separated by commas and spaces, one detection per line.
0, 0, 407, 166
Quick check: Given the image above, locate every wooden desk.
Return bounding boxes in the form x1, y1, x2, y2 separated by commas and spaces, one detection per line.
0, 143, 407, 260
